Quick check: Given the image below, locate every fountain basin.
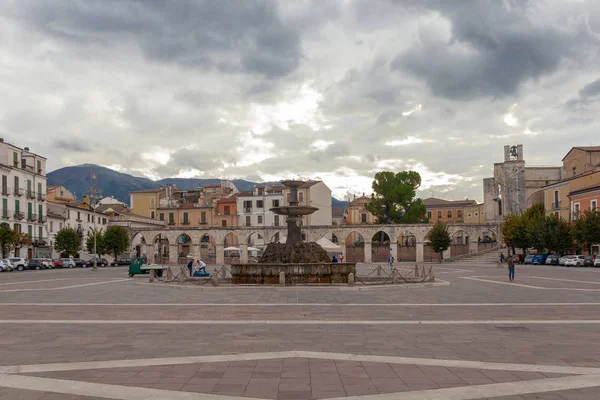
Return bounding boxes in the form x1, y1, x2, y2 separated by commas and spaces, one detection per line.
230, 263, 356, 285
270, 206, 319, 216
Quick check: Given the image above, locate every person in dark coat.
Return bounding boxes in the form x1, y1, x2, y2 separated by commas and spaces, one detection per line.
507, 256, 515, 282
187, 258, 194, 277
332, 256, 338, 263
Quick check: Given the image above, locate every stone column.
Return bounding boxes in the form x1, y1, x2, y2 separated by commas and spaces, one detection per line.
147, 244, 155, 263
240, 244, 248, 264
216, 243, 224, 265
390, 241, 398, 262
193, 243, 202, 261
364, 242, 372, 263
416, 242, 424, 263
169, 244, 178, 265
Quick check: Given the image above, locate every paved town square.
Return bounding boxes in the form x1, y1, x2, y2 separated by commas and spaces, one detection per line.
0, 264, 599, 399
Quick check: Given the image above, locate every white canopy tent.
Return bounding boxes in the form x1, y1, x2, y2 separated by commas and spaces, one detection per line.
316, 237, 342, 253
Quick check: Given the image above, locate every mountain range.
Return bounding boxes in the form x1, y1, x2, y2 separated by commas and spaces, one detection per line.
47, 164, 348, 207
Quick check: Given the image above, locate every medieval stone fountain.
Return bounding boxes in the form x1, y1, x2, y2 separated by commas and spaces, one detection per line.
230, 180, 356, 284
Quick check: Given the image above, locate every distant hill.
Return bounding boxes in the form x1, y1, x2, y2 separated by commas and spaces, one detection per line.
47, 164, 347, 207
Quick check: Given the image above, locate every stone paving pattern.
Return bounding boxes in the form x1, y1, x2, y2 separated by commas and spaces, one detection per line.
1, 264, 600, 399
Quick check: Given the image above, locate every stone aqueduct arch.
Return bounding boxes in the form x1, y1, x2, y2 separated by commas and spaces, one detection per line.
125, 223, 500, 264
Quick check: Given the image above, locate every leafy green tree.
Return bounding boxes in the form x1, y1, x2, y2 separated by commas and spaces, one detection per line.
0, 224, 19, 258
428, 220, 452, 261
553, 216, 573, 255
86, 228, 106, 256
572, 209, 600, 253
365, 171, 427, 224
502, 213, 530, 254
524, 203, 546, 219
526, 214, 547, 253
103, 226, 130, 260
54, 227, 82, 257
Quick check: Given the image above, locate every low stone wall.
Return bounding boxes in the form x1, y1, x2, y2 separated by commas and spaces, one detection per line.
230, 263, 357, 285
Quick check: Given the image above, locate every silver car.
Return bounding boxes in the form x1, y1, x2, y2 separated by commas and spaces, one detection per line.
1, 259, 13, 271
60, 258, 76, 268
9, 257, 28, 271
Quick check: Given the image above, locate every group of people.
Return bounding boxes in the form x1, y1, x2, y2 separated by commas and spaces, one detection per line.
186, 259, 207, 277
331, 255, 345, 263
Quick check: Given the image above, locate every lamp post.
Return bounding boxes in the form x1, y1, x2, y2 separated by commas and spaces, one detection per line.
88, 174, 100, 271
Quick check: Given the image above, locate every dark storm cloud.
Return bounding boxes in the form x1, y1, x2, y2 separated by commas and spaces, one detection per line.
566, 78, 600, 109
52, 138, 93, 153
15, 0, 302, 78
392, 0, 594, 99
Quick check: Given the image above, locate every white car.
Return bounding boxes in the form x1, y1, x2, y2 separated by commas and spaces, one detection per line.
0, 260, 8, 272
594, 257, 600, 268
1, 259, 13, 271
9, 257, 28, 271
565, 255, 585, 267
60, 258, 76, 268
559, 255, 573, 266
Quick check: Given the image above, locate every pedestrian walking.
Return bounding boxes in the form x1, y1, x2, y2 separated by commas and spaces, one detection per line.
507, 256, 515, 282
187, 258, 194, 277
388, 256, 394, 267
500, 252, 505, 263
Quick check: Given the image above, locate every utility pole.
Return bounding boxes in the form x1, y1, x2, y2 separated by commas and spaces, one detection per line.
87, 174, 101, 271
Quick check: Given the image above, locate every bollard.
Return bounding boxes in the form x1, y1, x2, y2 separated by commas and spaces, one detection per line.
348, 272, 355, 286
279, 271, 285, 286
166, 267, 174, 281
421, 266, 426, 278
377, 265, 381, 277
392, 269, 399, 284
179, 267, 186, 284
149, 269, 155, 283
414, 265, 420, 277
221, 266, 228, 279
429, 267, 435, 281
212, 269, 219, 286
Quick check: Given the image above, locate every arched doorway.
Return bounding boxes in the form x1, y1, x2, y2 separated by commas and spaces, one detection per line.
397, 230, 416, 261
247, 232, 264, 262
345, 231, 365, 263
223, 232, 240, 264
371, 231, 391, 262
451, 230, 469, 257
153, 234, 169, 264
177, 234, 192, 264
200, 233, 217, 264
423, 231, 441, 263
131, 233, 147, 258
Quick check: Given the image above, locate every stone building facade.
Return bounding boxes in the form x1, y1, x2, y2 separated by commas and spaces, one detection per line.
483, 145, 562, 220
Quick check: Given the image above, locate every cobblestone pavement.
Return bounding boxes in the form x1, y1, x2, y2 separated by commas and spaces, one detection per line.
0, 264, 599, 399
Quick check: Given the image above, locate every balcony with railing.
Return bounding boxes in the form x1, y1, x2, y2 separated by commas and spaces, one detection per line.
199, 218, 208, 225
552, 201, 561, 210
33, 236, 48, 246
14, 211, 24, 220
1, 209, 10, 219
38, 215, 47, 223
244, 207, 252, 213
168, 220, 176, 225
27, 213, 37, 222
26, 190, 35, 199
14, 188, 24, 197
1, 187, 9, 196
181, 219, 190, 225
37, 193, 46, 201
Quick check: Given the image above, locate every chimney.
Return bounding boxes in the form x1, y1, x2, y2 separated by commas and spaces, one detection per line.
24, 147, 29, 152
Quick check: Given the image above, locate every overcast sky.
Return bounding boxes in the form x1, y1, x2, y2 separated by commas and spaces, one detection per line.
1, 1, 599, 201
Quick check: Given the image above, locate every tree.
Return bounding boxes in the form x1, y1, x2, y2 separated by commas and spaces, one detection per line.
0, 224, 18, 258
103, 226, 130, 260
86, 228, 106, 256
553, 216, 573, 255
428, 220, 452, 262
526, 214, 547, 253
54, 227, 81, 257
502, 213, 530, 254
572, 209, 600, 253
365, 171, 427, 224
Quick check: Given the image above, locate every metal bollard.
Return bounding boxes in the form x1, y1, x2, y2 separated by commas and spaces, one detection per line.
377, 265, 381, 277
212, 269, 219, 286
414, 265, 420, 277
166, 267, 174, 281
149, 269, 155, 283
348, 272, 355, 286
279, 271, 285, 286
392, 269, 399, 284
179, 267, 186, 284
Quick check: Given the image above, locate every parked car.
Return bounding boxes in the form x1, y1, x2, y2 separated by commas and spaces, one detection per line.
9, 257, 28, 271
111, 258, 133, 266
60, 258, 76, 268
532, 254, 548, 265
559, 255, 574, 266
545, 255, 560, 265
27, 259, 45, 270
85, 258, 108, 267
0, 260, 9, 272
594, 257, 600, 268
565, 255, 585, 267
584, 255, 595, 267
512, 254, 522, 264
73, 258, 85, 267
523, 255, 535, 265
53, 259, 63, 268
1, 259, 14, 271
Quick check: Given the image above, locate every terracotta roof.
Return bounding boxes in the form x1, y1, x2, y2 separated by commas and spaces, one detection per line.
95, 204, 128, 214
562, 146, 600, 161
130, 187, 164, 194
216, 194, 239, 204
204, 184, 221, 188
569, 183, 600, 197
422, 197, 478, 207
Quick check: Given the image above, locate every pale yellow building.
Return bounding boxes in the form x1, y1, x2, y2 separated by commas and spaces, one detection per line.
463, 203, 485, 223
562, 146, 600, 178
47, 186, 76, 203
129, 187, 166, 220
544, 170, 600, 220
345, 195, 376, 224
